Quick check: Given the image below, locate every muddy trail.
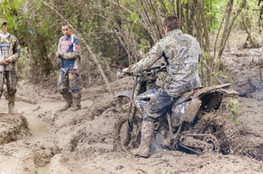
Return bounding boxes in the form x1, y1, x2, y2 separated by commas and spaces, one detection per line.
0, 48, 263, 174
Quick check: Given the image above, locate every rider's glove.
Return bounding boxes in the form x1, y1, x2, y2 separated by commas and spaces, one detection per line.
0, 59, 8, 65
122, 65, 134, 75
118, 65, 134, 78
56, 51, 62, 58
6, 55, 15, 63
122, 67, 130, 74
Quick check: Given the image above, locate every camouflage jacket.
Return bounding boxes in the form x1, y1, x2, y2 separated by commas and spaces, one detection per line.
131, 29, 202, 97
57, 34, 81, 71
0, 33, 21, 71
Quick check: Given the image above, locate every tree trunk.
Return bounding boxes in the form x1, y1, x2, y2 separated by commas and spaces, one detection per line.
25, 26, 35, 79
213, 15, 225, 59
186, 1, 190, 33
218, 0, 234, 59
171, 0, 176, 14
195, 3, 203, 49
218, 0, 247, 59
241, 12, 260, 48
198, 0, 210, 51
177, 0, 181, 25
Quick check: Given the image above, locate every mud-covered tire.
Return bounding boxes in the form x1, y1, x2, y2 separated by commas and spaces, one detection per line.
178, 133, 220, 154
194, 110, 263, 161
113, 116, 142, 152
194, 111, 241, 155
112, 115, 128, 151
112, 96, 141, 151
112, 96, 130, 151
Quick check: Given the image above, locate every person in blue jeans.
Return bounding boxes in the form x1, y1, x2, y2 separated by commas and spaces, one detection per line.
123, 16, 202, 157
56, 22, 81, 111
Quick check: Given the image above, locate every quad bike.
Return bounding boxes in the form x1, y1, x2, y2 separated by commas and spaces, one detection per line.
112, 64, 238, 155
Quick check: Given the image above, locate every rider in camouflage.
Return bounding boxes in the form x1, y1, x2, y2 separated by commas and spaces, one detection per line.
123, 16, 202, 157
0, 19, 21, 114
56, 22, 81, 111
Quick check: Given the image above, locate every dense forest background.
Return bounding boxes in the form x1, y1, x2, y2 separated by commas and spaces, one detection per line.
0, 0, 262, 91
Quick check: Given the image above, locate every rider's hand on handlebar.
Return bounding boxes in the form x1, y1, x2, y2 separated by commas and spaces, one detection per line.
117, 67, 133, 78
122, 67, 129, 74
122, 65, 134, 75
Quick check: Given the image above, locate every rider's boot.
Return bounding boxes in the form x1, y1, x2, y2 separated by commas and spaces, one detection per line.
8, 95, 15, 114
131, 120, 154, 158
59, 92, 72, 112
70, 93, 81, 111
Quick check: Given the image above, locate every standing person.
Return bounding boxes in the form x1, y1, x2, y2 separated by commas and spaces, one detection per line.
0, 19, 21, 114
123, 16, 202, 157
56, 22, 81, 111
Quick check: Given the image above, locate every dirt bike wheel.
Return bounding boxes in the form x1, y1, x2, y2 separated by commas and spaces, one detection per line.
178, 134, 220, 154
113, 117, 141, 151
119, 120, 131, 151
194, 111, 241, 155
202, 134, 220, 153
112, 96, 141, 151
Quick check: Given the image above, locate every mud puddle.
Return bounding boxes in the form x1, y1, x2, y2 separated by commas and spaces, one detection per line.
38, 164, 50, 174
25, 112, 106, 173
27, 115, 50, 141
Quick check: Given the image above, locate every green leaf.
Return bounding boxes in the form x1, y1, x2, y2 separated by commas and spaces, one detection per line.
36, 1, 42, 9
230, 99, 239, 105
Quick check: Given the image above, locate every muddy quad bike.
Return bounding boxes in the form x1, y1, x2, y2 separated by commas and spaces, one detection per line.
113, 64, 238, 155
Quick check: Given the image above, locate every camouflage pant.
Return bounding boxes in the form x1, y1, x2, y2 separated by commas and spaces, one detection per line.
0, 71, 17, 99
58, 68, 80, 95
143, 88, 177, 121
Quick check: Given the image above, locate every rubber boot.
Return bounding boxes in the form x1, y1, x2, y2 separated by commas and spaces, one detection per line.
70, 93, 81, 111
8, 95, 15, 114
59, 92, 72, 112
131, 120, 154, 158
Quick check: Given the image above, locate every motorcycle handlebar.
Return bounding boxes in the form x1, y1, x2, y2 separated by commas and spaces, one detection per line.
117, 63, 166, 79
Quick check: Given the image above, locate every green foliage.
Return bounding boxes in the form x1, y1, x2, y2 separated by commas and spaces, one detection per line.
0, 0, 27, 38
138, 38, 150, 53
0, 0, 260, 82
199, 51, 233, 86
204, 0, 228, 31
227, 98, 240, 124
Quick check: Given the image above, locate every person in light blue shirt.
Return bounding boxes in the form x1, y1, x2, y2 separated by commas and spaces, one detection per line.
56, 22, 81, 111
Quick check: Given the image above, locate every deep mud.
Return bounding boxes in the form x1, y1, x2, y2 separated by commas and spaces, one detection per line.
0, 48, 262, 173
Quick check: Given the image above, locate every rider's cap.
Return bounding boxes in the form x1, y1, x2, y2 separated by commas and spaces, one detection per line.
1, 19, 7, 25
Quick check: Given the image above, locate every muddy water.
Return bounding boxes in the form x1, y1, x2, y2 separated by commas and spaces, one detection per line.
38, 164, 50, 174
27, 115, 50, 140
26, 115, 106, 173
